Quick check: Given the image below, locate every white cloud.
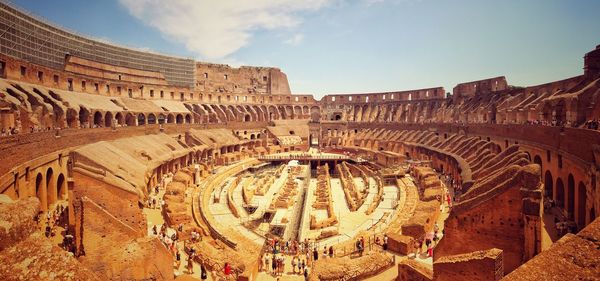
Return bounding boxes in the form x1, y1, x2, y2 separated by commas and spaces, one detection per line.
119, 0, 331, 60
363, 0, 385, 5
284, 33, 304, 45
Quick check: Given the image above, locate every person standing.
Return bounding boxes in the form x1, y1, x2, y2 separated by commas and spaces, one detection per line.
200, 263, 207, 280
313, 247, 319, 262
224, 262, 231, 278
383, 234, 388, 251
175, 251, 181, 269
264, 254, 270, 273
187, 256, 194, 274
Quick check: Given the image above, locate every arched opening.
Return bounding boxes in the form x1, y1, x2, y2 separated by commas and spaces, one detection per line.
176, 114, 184, 124
577, 182, 587, 229
244, 115, 251, 122
167, 114, 175, 124
78, 107, 90, 128
138, 113, 146, 125
185, 114, 191, 124
544, 170, 553, 199
147, 113, 157, 124
46, 168, 55, 206
555, 178, 565, 208
567, 174, 575, 218
115, 112, 124, 126
93, 111, 103, 127
333, 114, 342, 121
57, 173, 67, 200
158, 114, 166, 124
125, 113, 136, 126
533, 155, 542, 171
35, 173, 45, 210
250, 134, 255, 140
104, 112, 113, 128
66, 108, 78, 128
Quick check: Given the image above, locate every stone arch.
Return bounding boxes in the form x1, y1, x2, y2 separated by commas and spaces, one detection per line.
268, 106, 279, 120
115, 112, 124, 125
46, 168, 55, 207
57, 173, 67, 200
185, 114, 192, 124
125, 113, 136, 126
244, 114, 251, 122
66, 108, 78, 128
104, 112, 113, 128
174, 114, 183, 124
294, 105, 302, 118
79, 107, 90, 128
93, 111, 103, 127
310, 106, 321, 122
167, 114, 175, 124
567, 174, 575, 218
35, 173, 46, 211
533, 155, 542, 171
147, 113, 157, 124
577, 181, 587, 229
158, 114, 166, 124
138, 113, 146, 125
556, 177, 565, 208
544, 170, 553, 199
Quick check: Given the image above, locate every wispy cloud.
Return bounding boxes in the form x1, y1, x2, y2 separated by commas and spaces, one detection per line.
284, 33, 304, 45
363, 0, 385, 6
119, 0, 331, 60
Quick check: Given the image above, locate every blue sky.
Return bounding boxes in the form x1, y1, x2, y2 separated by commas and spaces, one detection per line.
11, 0, 600, 98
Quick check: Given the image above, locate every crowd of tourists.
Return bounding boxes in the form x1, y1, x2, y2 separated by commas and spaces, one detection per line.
34, 203, 74, 254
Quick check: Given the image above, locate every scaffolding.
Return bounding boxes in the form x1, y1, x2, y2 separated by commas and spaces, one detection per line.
0, 1, 196, 87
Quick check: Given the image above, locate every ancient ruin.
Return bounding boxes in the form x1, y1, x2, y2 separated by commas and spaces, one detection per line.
0, 2, 599, 280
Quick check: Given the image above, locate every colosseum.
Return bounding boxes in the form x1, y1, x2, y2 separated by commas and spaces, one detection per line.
0, 2, 599, 281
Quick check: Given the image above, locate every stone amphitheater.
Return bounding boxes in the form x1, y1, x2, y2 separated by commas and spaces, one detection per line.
0, 2, 599, 281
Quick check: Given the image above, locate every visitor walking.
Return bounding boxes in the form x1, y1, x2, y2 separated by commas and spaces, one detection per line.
200, 263, 207, 280
187, 256, 194, 274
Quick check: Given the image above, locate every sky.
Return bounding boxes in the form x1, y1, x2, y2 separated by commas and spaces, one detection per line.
11, 0, 600, 98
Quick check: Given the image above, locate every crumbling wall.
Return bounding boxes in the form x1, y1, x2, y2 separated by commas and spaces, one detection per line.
433, 249, 503, 281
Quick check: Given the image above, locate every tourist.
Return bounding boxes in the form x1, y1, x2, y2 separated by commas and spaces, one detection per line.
272, 254, 277, 274
291, 255, 297, 274
187, 256, 194, 274
224, 262, 231, 278
313, 247, 319, 261
304, 266, 309, 280
200, 263, 208, 280
322, 246, 327, 259
175, 250, 181, 268
427, 242, 433, 257
328, 246, 334, 258
360, 236, 365, 250
263, 254, 269, 273
383, 234, 388, 251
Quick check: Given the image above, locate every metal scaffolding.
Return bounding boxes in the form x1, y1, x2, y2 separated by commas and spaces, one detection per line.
0, 1, 196, 87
